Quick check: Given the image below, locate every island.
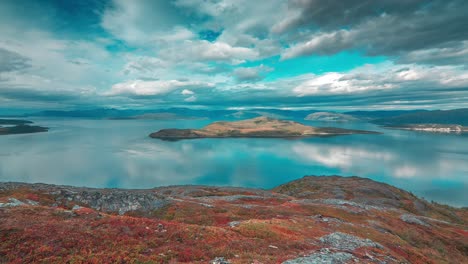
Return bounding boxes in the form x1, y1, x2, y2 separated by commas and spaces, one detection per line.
304, 111, 360, 122
0, 176, 466, 263
385, 124, 468, 134
149, 117, 380, 140
0, 119, 48, 135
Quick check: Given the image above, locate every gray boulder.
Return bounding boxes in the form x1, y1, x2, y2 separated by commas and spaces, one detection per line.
319, 232, 383, 251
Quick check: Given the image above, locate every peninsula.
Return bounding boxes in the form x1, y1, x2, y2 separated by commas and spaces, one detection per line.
386, 124, 468, 134
150, 117, 380, 140
0, 119, 48, 135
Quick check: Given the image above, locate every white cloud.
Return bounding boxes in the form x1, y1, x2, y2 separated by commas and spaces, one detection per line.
122, 56, 168, 77
181, 89, 194, 95
184, 95, 197, 102
293, 72, 395, 96
293, 63, 468, 96
101, 0, 186, 45
155, 27, 196, 43
158, 39, 259, 65
282, 30, 354, 59
0, 28, 117, 107
106, 79, 213, 96
174, 0, 284, 58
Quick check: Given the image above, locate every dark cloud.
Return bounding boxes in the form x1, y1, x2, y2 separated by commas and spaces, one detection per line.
233, 65, 273, 82
397, 41, 468, 66
0, 48, 31, 72
281, 0, 468, 64
0, 87, 80, 102
0, 0, 110, 38
274, 0, 425, 33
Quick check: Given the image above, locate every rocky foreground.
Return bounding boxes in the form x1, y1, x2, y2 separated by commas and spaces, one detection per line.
0, 176, 466, 263
150, 117, 380, 140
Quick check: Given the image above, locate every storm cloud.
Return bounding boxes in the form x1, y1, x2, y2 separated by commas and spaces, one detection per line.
280, 0, 468, 62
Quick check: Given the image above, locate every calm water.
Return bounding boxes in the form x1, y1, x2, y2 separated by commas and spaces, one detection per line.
0, 118, 467, 207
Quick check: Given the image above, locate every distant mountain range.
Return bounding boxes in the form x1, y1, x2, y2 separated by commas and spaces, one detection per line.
343, 110, 428, 120
19, 108, 468, 126
23, 108, 313, 120
25, 108, 232, 120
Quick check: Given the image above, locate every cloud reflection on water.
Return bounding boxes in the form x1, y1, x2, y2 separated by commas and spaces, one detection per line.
0, 119, 467, 206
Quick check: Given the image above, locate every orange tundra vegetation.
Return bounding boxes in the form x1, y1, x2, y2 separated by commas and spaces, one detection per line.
0, 176, 467, 263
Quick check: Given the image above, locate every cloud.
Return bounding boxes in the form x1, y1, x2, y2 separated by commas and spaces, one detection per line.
0, 27, 120, 108
158, 39, 259, 65
106, 79, 213, 97
181, 89, 194, 95
272, 0, 425, 33
122, 56, 168, 78
282, 30, 354, 59
233, 65, 273, 82
280, 0, 468, 63
101, 0, 189, 45
1, 0, 468, 110
0, 48, 31, 72
397, 41, 468, 66
174, 0, 284, 57
184, 95, 197, 102
293, 63, 468, 96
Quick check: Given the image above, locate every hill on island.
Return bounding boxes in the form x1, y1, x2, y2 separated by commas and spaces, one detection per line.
305, 112, 360, 122
149, 117, 380, 140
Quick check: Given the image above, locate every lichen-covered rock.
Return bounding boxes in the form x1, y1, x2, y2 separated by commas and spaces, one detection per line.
56, 190, 169, 215
0, 198, 38, 207
318, 198, 388, 211
0, 198, 25, 207
228, 221, 241, 227
72, 205, 82, 211
282, 250, 354, 264
211, 257, 231, 264
319, 232, 383, 251
400, 214, 429, 227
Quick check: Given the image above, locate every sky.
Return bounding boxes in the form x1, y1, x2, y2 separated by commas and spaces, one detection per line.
0, 0, 467, 111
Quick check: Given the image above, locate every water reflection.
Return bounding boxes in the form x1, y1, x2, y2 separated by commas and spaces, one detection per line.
0, 118, 466, 206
